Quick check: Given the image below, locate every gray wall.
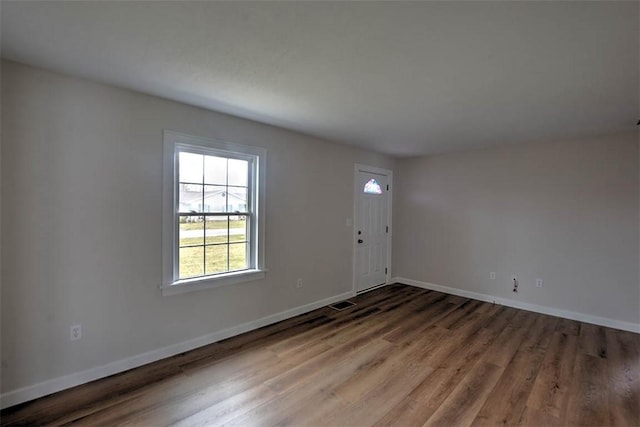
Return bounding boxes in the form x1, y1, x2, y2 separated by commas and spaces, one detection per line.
0, 60, 395, 394
393, 133, 639, 325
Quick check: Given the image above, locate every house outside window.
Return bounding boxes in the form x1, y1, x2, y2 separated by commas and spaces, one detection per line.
162, 131, 266, 296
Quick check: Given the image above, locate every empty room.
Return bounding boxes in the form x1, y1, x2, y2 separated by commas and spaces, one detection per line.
0, 1, 638, 426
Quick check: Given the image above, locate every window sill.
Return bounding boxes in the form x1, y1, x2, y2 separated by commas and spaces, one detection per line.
161, 269, 266, 296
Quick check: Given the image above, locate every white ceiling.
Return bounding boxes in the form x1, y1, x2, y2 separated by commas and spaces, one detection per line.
1, 1, 638, 157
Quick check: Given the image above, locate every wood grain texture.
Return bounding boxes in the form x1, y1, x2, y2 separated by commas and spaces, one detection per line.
472, 348, 546, 426
565, 353, 610, 426
526, 331, 578, 418
606, 329, 640, 426
2, 283, 638, 427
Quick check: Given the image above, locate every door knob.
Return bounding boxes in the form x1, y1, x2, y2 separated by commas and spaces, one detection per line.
358, 239, 363, 244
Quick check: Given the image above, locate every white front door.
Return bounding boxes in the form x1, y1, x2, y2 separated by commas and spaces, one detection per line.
355, 168, 389, 292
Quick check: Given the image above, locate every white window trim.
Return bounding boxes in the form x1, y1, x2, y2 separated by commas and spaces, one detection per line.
162, 130, 266, 296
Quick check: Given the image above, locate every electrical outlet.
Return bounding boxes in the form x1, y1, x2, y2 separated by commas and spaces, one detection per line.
511, 275, 518, 293
536, 278, 543, 288
489, 272, 496, 280
70, 325, 82, 341
296, 278, 303, 288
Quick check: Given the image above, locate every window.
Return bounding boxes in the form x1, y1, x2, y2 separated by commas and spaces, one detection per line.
363, 178, 383, 195
162, 131, 266, 296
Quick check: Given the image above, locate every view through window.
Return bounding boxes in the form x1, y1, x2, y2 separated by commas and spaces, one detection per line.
177, 152, 251, 279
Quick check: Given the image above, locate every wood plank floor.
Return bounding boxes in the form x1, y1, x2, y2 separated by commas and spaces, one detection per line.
2, 284, 639, 426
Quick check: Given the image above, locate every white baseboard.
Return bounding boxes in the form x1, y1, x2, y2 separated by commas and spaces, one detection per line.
355, 282, 389, 295
0, 291, 354, 410
392, 277, 640, 334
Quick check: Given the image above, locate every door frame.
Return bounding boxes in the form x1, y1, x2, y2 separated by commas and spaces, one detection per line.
353, 163, 393, 294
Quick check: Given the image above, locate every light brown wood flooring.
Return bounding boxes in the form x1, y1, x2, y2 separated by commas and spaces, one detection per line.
2, 284, 639, 426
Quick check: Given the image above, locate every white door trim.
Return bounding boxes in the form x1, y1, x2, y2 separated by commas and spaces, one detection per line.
353, 163, 393, 293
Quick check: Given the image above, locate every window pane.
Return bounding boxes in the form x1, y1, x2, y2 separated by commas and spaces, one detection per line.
205, 216, 228, 245
179, 216, 205, 247
179, 184, 203, 213
229, 215, 248, 242
179, 152, 203, 184
205, 245, 228, 275
363, 178, 383, 195
179, 246, 204, 279
204, 155, 227, 185
228, 158, 248, 187
229, 243, 248, 271
203, 185, 227, 212
227, 187, 247, 212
